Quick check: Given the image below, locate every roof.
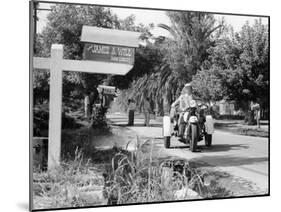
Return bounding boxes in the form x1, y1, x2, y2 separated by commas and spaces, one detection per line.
98, 85, 116, 90
80, 26, 141, 47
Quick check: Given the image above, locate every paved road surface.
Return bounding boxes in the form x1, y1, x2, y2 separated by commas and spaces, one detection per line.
107, 112, 269, 194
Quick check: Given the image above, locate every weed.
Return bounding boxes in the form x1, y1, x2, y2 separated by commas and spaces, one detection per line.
33, 137, 230, 209
103, 138, 209, 204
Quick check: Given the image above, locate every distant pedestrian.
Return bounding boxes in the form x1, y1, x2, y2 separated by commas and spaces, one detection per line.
89, 90, 97, 115
127, 99, 136, 126
84, 91, 90, 121
251, 101, 261, 128
143, 97, 151, 126
256, 107, 261, 128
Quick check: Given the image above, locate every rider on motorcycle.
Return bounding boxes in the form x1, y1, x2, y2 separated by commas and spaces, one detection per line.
171, 83, 202, 142
171, 83, 193, 139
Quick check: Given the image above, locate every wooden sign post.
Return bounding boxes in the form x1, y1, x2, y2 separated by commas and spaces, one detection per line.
48, 44, 63, 169
33, 27, 140, 170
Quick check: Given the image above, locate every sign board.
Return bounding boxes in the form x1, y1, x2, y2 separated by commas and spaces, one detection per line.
84, 43, 135, 65
97, 85, 116, 95
251, 103, 260, 111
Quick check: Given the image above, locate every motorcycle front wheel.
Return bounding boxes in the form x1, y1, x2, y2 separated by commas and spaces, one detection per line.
164, 136, 170, 148
190, 124, 198, 152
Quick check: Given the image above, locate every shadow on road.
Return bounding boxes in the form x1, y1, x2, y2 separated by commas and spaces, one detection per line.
167, 139, 250, 153
110, 123, 163, 128
153, 154, 268, 169
198, 144, 249, 152
214, 122, 240, 128
193, 155, 268, 168
169, 145, 190, 149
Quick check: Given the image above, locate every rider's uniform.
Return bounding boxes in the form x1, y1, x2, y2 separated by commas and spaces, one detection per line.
173, 93, 193, 112
172, 92, 203, 138
172, 93, 194, 133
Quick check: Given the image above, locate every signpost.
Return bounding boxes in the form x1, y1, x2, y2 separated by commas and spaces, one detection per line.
33, 26, 140, 170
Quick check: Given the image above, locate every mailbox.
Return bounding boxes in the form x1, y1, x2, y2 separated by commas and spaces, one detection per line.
33, 137, 48, 171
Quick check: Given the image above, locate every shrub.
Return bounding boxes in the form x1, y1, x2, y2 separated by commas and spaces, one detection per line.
33, 138, 230, 209
33, 103, 82, 136
103, 138, 208, 204
91, 107, 108, 129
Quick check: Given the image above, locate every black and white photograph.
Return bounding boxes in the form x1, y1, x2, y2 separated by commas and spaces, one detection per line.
30, 0, 269, 210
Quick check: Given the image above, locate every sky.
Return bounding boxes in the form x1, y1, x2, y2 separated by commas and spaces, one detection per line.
36, 2, 268, 37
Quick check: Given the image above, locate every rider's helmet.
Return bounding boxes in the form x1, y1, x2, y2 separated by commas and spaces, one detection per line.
182, 83, 192, 95
184, 83, 192, 87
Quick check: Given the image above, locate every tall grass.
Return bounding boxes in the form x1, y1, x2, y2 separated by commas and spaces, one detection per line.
33, 137, 229, 209
103, 137, 208, 204
33, 148, 106, 209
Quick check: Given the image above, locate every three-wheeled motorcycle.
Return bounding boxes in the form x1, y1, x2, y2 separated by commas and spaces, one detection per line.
163, 100, 214, 152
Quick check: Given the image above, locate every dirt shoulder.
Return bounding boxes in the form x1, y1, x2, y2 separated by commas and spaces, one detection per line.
214, 120, 268, 138
192, 161, 268, 197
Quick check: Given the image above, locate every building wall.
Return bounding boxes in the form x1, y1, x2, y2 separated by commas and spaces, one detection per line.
219, 101, 235, 115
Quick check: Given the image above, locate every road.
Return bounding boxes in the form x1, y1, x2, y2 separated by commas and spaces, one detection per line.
107, 112, 269, 196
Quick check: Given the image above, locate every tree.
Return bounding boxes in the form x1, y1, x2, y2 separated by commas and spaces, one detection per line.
34, 4, 123, 105
35, 5, 157, 102
206, 19, 269, 120
238, 19, 269, 110
152, 11, 223, 112
192, 67, 225, 103
117, 12, 224, 114
158, 11, 223, 82
105, 18, 159, 90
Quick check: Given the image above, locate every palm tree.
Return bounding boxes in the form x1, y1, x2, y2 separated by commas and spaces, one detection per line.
118, 12, 223, 114
155, 11, 223, 113
158, 11, 223, 77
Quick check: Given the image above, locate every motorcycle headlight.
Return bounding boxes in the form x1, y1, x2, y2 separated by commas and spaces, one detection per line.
190, 100, 197, 108
201, 105, 207, 109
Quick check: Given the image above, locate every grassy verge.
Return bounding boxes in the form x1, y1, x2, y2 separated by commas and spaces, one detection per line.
33, 135, 232, 210
61, 126, 112, 161
214, 120, 268, 138
33, 149, 107, 209
235, 128, 268, 137
103, 152, 231, 205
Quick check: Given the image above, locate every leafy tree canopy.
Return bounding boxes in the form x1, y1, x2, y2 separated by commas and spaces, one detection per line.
204, 19, 269, 109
